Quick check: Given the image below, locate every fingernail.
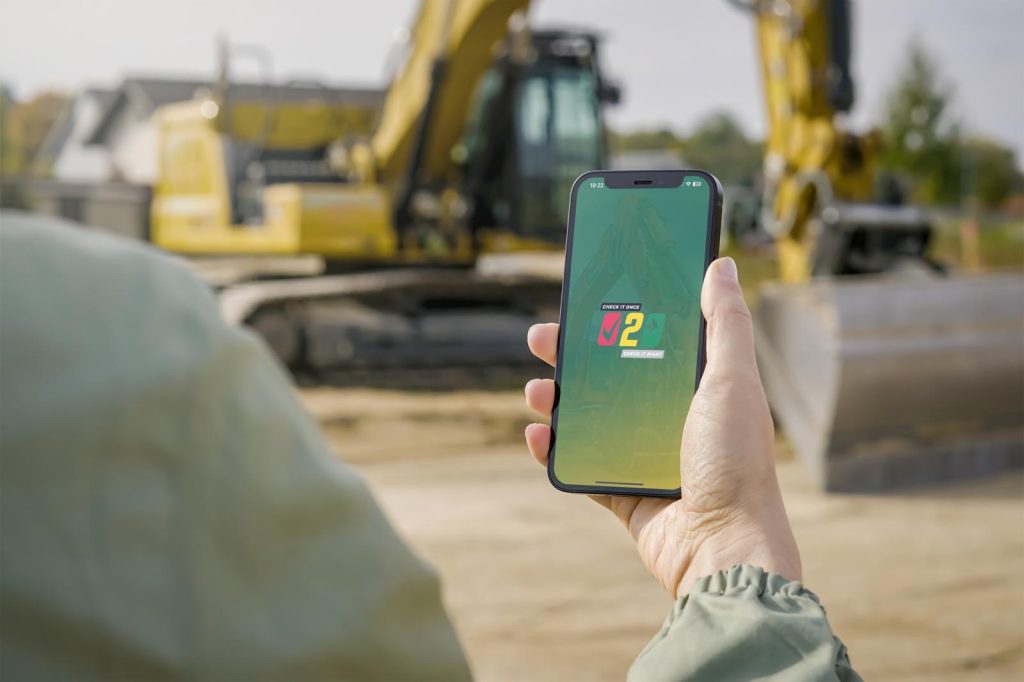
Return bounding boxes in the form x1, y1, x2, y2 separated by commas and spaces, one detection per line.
717, 257, 738, 282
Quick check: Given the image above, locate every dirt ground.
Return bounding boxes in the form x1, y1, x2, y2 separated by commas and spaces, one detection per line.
300, 387, 1024, 682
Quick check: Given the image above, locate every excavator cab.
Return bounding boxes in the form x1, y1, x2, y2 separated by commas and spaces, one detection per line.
456, 29, 616, 249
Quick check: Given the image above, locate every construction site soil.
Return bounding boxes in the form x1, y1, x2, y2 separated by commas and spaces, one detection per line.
300, 387, 1024, 682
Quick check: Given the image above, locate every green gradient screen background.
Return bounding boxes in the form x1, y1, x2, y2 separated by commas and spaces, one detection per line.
552, 176, 711, 492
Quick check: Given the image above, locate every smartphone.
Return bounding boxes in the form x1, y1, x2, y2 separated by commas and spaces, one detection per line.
548, 169, 723, 498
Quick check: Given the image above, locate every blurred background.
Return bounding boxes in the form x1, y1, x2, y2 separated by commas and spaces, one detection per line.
1, 0, 1022, 679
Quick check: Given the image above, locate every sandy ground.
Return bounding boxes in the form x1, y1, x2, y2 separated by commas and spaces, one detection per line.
300, 387, 1024, 682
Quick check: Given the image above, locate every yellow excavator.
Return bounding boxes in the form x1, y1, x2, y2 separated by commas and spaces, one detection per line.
732, 0, 1023, 490
150, 0, 614, 382
148, 0, 1020, 487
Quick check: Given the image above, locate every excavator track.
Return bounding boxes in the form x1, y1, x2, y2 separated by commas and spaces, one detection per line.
216, 266, 562, 387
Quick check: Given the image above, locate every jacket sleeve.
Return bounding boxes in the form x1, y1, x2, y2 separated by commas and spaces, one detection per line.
0, 216, 472, 681
627, 565, 862, 682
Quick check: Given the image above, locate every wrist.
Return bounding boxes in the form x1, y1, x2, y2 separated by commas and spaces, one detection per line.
674, 507, 802, 598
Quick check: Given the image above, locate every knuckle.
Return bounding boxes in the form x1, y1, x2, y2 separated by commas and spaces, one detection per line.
717, 301, 752, 325
702, 364, 762, 395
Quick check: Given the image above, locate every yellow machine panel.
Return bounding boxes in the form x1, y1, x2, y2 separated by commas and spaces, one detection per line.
226, 102, 375, 150
151, 98, 400, 258
264, 184, 397, 258
150, 102, 232, 246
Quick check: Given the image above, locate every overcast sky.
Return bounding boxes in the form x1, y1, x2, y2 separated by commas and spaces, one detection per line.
2, 0, 1022, 157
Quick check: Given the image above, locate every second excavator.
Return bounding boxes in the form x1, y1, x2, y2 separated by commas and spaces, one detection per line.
733, 0, 1023, 491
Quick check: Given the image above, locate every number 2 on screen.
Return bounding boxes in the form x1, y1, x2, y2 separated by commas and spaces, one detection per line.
619, 312, 644, 347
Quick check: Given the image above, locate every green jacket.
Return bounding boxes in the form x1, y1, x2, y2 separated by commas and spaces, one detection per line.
0, 214, 861, 681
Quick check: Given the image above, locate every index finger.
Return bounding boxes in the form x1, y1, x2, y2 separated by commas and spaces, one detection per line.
527, 323, 559, 367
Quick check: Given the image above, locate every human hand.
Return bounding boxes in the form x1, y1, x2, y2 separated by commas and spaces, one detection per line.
524, 257, 801, 598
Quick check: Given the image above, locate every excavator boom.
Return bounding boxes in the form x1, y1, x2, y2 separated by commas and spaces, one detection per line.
371, 0, 530, 186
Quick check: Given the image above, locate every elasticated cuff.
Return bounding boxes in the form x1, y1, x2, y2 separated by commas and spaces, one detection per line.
691, 563, 818, 601
628, 564, 861, 682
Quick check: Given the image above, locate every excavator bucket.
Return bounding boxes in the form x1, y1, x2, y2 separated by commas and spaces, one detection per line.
754, 272, 1024, 492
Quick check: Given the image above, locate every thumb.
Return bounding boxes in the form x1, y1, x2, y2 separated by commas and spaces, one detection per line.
700, 257, 758, 378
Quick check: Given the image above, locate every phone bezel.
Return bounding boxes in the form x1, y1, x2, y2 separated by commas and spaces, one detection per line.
547, 168, 724, 498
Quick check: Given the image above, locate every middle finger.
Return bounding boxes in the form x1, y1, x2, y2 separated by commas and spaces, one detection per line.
524, 378, 556, 417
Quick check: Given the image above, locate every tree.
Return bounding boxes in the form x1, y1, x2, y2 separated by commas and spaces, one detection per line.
2, 90, 67, 176
0, 85, 15, 175
0, 84, 28, 209
961, 137, 1023, 211
609, 113, 762, 187
609, 127, 685, 156
1, 88, 67, 209
681, 112, 762, 187
880, 42, 961, 205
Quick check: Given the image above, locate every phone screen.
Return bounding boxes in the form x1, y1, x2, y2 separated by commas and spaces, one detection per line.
550, 171, 719, 496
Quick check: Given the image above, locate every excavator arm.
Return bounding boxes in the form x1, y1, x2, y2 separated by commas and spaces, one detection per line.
358, 0, 609, 251
737, 0, 924, 281
371, 0, 531, 190
751, 0, 858, 280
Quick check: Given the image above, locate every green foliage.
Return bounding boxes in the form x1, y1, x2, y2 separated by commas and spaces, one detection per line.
610, 112, 762, 186
0, 84, 14, 175
878, 42, 1022, 210
931, 215, 1024, 270
1, 89, 67, 177
0, 87, 67, 209
880, 42, 962, 205
680, 112, 762, 187
609, 127, 685, 156
961, 137, 1023, 210
0, 85, 27, 209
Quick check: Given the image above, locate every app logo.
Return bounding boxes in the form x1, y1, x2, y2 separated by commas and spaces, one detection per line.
593, 308, 667, 358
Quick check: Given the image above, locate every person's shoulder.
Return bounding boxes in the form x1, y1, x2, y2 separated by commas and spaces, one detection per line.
2, 211, 199, 281
0, 211, 237, 398
0, 211, 219, 324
